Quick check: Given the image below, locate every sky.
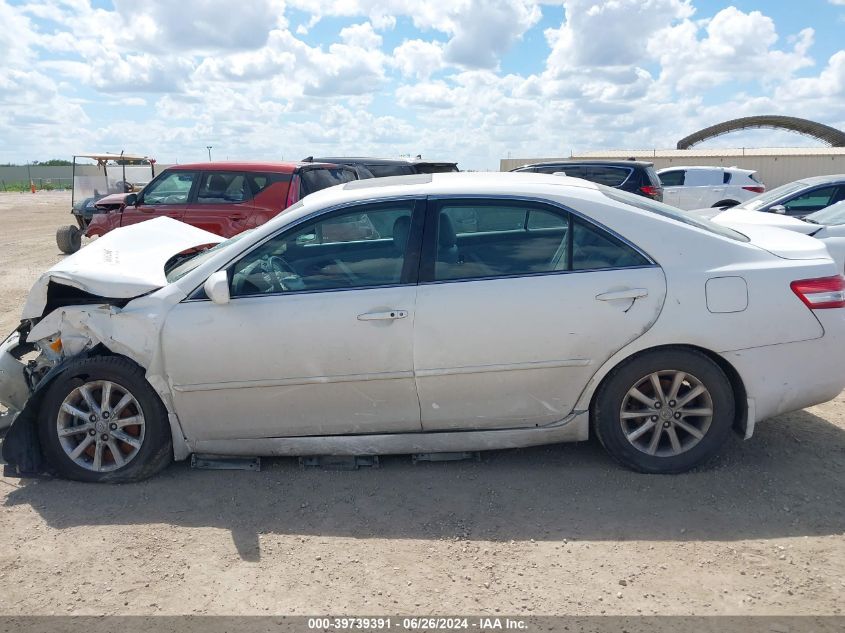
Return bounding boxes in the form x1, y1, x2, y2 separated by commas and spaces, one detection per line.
1, 0, 844, 170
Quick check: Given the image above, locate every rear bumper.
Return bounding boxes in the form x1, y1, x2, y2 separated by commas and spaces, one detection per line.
0, 332, 31, 430
723, 310, 845, 425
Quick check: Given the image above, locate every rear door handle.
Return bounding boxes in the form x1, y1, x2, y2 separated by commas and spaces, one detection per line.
596, 288, 648, 301
357, 310, 408, 321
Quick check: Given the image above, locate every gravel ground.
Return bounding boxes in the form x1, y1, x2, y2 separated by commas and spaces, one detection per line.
0, 192, 843, 617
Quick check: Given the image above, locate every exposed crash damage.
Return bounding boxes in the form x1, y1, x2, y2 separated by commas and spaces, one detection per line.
0, 218, 223, 477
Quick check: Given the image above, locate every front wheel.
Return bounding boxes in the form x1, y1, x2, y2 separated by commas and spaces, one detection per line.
592, 348, 735, 474
38, 356, 172, 482
56, 225, 81, 254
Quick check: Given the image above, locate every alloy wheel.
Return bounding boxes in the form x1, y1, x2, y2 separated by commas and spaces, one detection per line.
56, 380, 146, 472
619, 370, 713, 457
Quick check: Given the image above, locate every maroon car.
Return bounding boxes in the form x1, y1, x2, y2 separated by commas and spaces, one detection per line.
85, 161, 357, 240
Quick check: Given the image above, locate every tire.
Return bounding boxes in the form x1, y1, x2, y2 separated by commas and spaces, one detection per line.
56, 225, 81, 254
712, 200, 739, 208
37, 356, 172, 482
592, 348, 735, 474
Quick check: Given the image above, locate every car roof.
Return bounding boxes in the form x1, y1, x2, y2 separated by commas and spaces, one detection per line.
297, 172, 599, 211
794, 174, 845, 186
308, 156, 457, 166
167, 161, 340, 174
518, 159, 654, 168
657, 165, 756, 173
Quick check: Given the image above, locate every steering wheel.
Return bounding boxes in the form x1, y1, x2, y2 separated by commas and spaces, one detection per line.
268, 255, 298, 291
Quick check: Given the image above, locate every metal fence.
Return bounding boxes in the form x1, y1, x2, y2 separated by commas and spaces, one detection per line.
0, 178, 72, 192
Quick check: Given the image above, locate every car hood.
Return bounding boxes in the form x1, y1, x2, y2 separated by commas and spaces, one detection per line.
22, 217, 224, 319
94, 192, 130, 208
711, 208, 818, 235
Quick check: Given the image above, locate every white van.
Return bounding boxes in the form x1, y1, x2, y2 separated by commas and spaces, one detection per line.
658, 166, 765, 210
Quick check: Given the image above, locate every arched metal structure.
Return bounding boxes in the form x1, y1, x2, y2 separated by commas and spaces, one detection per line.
677, 115, 845, 149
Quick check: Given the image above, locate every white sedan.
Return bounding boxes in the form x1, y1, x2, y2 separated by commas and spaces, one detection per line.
709, 202, 845, 275
2, 172, 845, 482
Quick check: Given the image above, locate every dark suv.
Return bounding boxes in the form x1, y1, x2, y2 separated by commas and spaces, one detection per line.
305, 157, 459, 179
511, 160, 663, 201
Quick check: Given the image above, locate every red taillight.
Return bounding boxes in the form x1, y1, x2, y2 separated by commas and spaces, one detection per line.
790, 276, 845, 309
743, 186, 765, 193
640, 185, 660, 198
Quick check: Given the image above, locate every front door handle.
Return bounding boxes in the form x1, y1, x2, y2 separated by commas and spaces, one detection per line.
357, 310, 408, 321
596, 288, 648, 302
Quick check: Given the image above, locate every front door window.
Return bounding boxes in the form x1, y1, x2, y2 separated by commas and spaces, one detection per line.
141, 171, 196, 205
230, 201, 417, 296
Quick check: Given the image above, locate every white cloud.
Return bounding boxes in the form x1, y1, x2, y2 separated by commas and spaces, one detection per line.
392, 39, 445, 79
545, 0, 694, 71
442, 0, 541, 68
339, 22, 382, 49
112, 0, 288, 52
649, 7, 815, 90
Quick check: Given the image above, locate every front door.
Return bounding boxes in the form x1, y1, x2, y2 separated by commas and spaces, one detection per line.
121, 170, 194, 227
161, 198, 425, 441
413, 198, 666, 431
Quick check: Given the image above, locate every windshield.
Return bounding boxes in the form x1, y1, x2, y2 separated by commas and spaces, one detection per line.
165, 231, 253, 283
736, 180, 807, 211
599, 185, 749, 242
805, 201, 845, 226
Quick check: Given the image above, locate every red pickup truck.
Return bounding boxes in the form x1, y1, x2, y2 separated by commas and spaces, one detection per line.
85, 161, 357, 240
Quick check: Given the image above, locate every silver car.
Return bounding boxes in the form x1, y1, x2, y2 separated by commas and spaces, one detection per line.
2, 173, 845, 482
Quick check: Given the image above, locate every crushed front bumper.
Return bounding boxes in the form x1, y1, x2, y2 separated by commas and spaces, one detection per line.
0, 332, 31, 430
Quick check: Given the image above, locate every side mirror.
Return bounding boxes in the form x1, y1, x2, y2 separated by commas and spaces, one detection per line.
204, 270, 230, 305
124, 193, 138, 207
770, 204, 787, 215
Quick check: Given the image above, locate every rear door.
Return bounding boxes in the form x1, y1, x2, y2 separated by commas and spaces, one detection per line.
681, 169, 722, 209
121, 170, 194, 227
184, 171, 253, 237
658, 170, 685, 208
412, 197, 666, 431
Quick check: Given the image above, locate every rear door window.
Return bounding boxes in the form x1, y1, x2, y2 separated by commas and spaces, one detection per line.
196, 172, 250, 204
658, 171, 685, 186
684, 170, 720, 186
427, 200, 649, 283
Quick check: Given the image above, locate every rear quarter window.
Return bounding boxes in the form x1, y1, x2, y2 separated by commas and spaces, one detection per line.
586, 166, 632, 187
299, 168, 357, 197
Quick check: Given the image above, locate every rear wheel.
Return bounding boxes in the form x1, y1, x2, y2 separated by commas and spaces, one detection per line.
592, 348, 735, 473
38, 356, 172, 482
56, 225, 81, 254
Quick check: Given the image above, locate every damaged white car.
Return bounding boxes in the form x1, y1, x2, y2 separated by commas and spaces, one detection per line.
2, 172, 845, 482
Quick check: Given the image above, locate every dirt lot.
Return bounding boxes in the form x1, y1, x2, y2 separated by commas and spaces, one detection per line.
0, 191, 843, 617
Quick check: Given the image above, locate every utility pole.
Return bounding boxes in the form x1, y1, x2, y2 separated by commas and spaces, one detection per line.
206, 146, 213, 161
